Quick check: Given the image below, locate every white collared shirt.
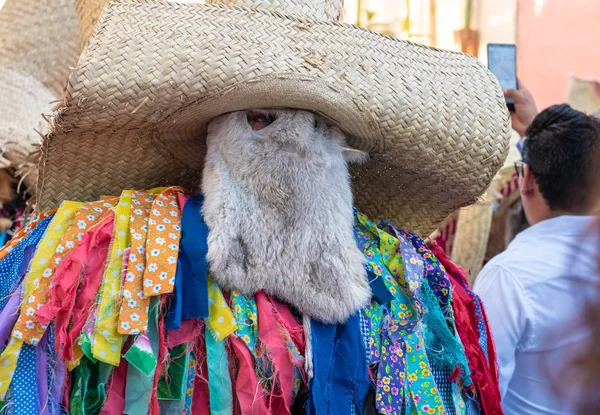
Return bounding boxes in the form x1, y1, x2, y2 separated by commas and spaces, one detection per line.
474, 215, 599, 415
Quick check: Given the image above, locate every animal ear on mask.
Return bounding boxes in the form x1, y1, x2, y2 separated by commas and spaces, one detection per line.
321, 120, 368, 164
340, 146, 368, 164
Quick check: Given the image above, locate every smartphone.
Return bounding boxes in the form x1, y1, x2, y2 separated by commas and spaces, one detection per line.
487, 43, 517, 112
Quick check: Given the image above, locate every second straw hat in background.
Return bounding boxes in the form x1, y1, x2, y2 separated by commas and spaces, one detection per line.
0, 0, 81, 199
38, 0, 511, 236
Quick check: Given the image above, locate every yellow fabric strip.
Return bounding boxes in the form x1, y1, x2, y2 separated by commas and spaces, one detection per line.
12, 202, 81, 346
207, 273, 236, 341
0, 338, 23, 398
16, 201, 112, 345
92, 190, 132, 365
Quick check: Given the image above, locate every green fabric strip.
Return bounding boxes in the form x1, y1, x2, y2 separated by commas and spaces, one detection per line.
124, 335, 157, 376
124, 297, 160, 415
69, 357, 113, 415
157, 344, 189, 401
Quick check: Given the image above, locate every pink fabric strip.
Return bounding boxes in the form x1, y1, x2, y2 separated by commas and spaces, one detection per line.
230, 335, 270, 415
100, 354, 129, 415
36, 214, 114, 360
62, 216, 114, 361
167, 318, 201, 349
255, 292, 294, 415
149, 296, 169, 415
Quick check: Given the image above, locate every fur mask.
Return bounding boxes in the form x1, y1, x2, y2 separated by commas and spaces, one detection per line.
202, 109, 371, 323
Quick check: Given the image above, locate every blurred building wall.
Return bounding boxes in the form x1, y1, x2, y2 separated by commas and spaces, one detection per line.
518, 0, 600, 109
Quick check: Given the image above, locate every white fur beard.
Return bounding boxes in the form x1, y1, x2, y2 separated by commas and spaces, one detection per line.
202, 110, 371, 323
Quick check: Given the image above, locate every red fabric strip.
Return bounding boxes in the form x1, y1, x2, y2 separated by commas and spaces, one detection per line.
63, 215, 114, 361
36, 213, 114, 360
149, 296, 169, 415
429, 242, 503, 415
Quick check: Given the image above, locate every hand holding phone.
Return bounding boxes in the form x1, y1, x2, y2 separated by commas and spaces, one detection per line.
487, 43, 517, 112
504, 85, 538, 137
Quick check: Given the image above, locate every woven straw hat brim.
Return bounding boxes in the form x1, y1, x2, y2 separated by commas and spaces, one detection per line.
38, 1, 511, 235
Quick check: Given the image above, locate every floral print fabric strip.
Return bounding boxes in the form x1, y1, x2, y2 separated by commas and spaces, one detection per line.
142, 187, 186, 297
118, 190, 155, 335
15, 199, 117, 345
13, 202, 83, 345
354, 210, 447, 415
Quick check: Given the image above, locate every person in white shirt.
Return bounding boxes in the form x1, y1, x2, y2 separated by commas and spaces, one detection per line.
474, 100, 600, 414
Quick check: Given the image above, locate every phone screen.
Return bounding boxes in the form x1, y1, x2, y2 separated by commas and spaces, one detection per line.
487, 44, 517, 105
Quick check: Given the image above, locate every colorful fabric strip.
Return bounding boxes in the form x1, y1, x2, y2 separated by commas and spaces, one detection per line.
167, 194, 209, 330
14, 201, 83, 345
308, 312, 369, 415
206, 274, 236, 340
124, 297, 160, 415
0, 210, 55, 263
157, 343, 189, 401
20, 200, 117, 345
0, 209, 75, 398
183, 351, 195, 414
0, 217, 51, 314
14, 342, 38, 415
93, 191, 132, 365
119, 190, 155, 335
142, 187, 186, 297
38, 214, 114, 363
206, 330, 232, 415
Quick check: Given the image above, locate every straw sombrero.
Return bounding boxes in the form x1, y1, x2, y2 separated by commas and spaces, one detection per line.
451, 129, 521, 281
567, 75, 600, 114
37, 0, 511, 236
0, 0, 81, 198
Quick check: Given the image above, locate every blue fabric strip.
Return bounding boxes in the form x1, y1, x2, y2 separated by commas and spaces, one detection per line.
366, 265, 394, 305
14, 344, 39, 415
166, 195, 209, 330
308, 312, 369, 415
0, 217, 51, 312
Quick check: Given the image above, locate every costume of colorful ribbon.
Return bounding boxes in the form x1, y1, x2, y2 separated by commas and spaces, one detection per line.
0, 189, 501, 415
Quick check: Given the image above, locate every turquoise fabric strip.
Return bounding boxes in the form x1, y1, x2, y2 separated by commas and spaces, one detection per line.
206, 332, 233, 415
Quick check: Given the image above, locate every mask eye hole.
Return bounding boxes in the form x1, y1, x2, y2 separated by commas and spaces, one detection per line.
247, 111, 276, 131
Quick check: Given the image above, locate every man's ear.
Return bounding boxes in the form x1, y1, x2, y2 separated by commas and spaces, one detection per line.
520, 164, 536, 196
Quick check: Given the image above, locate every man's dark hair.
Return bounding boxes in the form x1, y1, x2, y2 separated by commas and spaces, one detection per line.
523, 104, 600, 212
